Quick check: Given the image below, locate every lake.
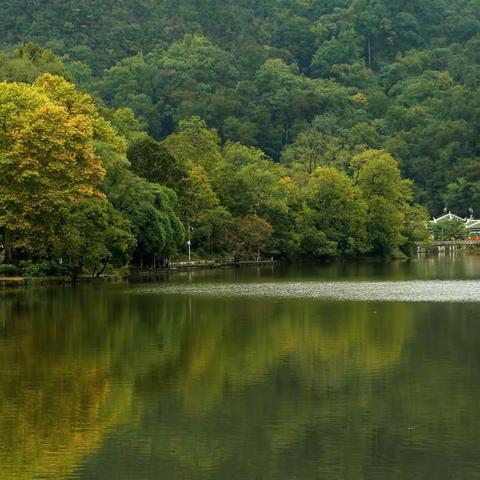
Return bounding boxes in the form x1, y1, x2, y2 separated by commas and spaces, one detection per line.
1, 255, 480, 479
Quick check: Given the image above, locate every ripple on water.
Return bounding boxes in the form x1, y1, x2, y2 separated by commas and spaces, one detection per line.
132, 280, 480, 303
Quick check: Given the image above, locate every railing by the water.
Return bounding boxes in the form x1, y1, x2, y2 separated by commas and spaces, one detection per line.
439, 240, 480, 247
416, 240, 480, 247
129, 259, 277, 279
416, 240, 480, 253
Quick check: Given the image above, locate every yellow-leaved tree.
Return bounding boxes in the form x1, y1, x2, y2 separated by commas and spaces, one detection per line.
0, 74, 125, 259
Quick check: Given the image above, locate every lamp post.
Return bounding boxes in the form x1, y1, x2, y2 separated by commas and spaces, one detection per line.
187, 225, 194, 263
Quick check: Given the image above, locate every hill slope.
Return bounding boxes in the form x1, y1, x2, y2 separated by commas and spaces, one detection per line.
1, 0, 480, 214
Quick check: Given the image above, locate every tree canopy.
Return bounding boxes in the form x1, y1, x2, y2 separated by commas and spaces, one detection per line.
5, 0, 476, 268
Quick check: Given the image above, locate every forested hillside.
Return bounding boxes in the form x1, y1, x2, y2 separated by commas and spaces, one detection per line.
1, 0, 479, 270
2, 0, 480, 212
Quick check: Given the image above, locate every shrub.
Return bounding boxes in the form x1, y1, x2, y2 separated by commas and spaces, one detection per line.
0, 264, 19, 277
26, 260, 70, 277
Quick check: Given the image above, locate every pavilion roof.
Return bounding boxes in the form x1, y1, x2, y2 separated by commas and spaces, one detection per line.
431, 212, 466, 223
466, 220, 480, 229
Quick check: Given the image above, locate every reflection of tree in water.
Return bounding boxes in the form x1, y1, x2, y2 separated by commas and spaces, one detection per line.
109, 297, 480, 480
155, 300, 413, 410
0, 289, 137, 480
2, 288, 480, 480
112, 296, 416, 479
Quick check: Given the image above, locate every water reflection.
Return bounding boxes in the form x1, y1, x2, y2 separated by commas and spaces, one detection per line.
0, 257, 479, 479
0, 289, 136, 480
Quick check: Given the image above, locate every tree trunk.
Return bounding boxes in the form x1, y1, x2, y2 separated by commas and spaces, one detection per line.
96, 259, 109, 277
3, 228, 12, 263
71, 264, 82, 281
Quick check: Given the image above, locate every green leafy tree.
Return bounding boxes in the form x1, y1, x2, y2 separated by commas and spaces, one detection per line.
177, 163, 228, 255
162, 117, 223, 172
402, 204, 431, 254
104, 166, 184, 265
111, 107, 148, 143
127, 136, 186, 189
302, 167, 368, 257
58, 198, 135, 277
443, 178, 480, 218
282, 130, 351, 176
354, 150, 410, 255
430, 220, 469, 241
0, 44, 66, 83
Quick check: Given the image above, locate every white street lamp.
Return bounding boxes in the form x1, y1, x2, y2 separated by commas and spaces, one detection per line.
187, 225, 194, 263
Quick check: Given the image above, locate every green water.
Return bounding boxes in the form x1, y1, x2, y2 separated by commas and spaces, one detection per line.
1, 256, 480, 479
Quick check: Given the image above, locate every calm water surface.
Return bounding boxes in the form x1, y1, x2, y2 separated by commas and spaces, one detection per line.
1, 256, 480, 479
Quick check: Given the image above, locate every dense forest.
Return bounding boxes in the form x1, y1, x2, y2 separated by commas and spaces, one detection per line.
1, 0, 479, 273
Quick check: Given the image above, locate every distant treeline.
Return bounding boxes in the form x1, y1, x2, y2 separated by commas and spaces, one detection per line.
3, 0, 479, 273
2, 0, 480, 214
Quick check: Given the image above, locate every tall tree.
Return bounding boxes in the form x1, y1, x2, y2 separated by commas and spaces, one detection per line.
0, 76, 107, 259
302, 166, 368, 257
354, 150, 410, 255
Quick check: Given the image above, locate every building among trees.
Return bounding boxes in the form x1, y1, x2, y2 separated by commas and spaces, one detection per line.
430, 212, 480, 241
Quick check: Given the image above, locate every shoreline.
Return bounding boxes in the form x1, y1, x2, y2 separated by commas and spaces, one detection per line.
0, 274, 125, 290
3, 252, 475, 290
0, 260, 277, 290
